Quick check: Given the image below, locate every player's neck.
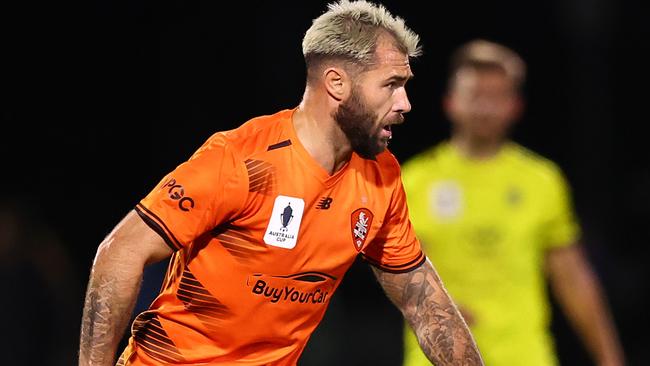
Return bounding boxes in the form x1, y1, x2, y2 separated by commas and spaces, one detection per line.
293, 103, 353, 175
451, 135, 505, 160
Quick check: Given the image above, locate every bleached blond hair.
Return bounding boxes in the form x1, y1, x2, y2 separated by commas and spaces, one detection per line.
302, 0, 421, 79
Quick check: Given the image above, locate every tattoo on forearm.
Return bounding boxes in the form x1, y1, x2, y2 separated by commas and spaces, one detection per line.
80, 273, 129, 365
374, 265, 483, 365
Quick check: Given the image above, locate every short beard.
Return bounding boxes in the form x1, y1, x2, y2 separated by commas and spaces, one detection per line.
333, 89, 384, 159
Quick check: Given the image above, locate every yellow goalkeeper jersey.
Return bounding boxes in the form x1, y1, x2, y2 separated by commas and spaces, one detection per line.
401, 141, 580, 366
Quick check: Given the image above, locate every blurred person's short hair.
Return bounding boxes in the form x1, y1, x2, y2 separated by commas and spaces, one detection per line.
448, 39, 526, 90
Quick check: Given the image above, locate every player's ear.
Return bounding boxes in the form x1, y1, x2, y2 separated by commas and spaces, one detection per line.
324, 67, 350, 102
510, 95, 525, 123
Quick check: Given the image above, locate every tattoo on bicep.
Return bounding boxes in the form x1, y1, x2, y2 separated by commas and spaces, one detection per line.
372, 267, 410, 306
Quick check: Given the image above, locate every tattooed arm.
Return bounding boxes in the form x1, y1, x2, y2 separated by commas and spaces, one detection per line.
372, 258, 484, 365
79, 210, 173, 366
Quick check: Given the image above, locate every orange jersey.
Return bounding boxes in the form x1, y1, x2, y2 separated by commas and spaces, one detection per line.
118, 108, 424, 365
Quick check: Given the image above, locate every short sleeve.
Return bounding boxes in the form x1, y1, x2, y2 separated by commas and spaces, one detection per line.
362, 173, 425, 273
541, 165, 581, 249
135, 134, 248, 250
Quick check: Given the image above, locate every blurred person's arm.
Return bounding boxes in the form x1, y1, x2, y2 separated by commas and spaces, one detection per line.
79, 210, 173, 366
546, 244, 625, 366
372, 258, 484, 365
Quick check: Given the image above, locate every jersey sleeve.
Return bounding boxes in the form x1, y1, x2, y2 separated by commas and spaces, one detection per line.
541, 165, 581, 249
135, 134, 248, 250
362, 169, 425, 273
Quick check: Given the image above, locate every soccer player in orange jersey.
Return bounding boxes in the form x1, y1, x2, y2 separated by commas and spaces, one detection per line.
79, 1, 484, 365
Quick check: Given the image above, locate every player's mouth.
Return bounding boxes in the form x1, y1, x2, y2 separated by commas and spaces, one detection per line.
381, 124, 393, 141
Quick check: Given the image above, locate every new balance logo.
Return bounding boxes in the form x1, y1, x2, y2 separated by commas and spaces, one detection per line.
316, 197, 333, 210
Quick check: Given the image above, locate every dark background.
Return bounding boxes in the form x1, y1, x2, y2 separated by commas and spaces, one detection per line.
2, 0, 648, 365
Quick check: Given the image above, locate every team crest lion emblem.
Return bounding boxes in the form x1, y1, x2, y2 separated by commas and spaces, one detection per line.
350, 208, 373, 251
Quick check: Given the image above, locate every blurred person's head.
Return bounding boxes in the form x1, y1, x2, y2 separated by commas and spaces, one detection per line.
444, 39, 525, 149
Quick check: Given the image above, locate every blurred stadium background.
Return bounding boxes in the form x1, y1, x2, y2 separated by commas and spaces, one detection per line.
2, 0, 648, 364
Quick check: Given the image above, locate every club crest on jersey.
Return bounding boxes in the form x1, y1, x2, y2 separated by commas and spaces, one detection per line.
430, 181, 462, 220
264, 195, 305, 249
350, 208, 373, 251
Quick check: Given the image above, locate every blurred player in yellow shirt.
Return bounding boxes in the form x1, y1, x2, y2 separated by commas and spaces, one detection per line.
401, 39, 625, 366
